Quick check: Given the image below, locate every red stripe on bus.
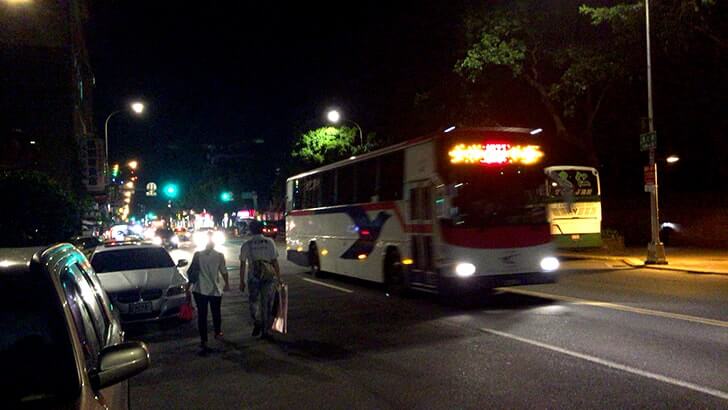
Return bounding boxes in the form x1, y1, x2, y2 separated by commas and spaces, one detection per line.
441, 224, 551, 249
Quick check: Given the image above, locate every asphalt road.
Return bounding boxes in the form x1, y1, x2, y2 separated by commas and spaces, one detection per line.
127, 240, 728, 409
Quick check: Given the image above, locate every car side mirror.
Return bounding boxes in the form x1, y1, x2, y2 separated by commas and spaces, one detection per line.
177, 259, 189, 268
91, 341, 150, 390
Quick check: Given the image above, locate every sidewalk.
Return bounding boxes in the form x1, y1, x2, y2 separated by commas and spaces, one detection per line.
558, 247, 728, 276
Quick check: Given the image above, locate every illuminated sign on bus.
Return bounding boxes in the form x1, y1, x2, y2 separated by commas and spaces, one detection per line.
449, 143, 544, 165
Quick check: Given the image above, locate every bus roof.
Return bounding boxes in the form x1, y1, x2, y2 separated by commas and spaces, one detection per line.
287, 126, 540, 181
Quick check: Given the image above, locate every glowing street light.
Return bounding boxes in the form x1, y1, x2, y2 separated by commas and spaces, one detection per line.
327, 109, 341, 123
666, 155, 680, 164
131, 102, 145, 114
125, 181, 134, 189
128, 160, 138, 170
325, 109, 363, 146
104, 101, 147, 185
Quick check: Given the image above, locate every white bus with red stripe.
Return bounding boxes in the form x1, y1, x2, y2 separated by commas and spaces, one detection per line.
286, 127, 559, 295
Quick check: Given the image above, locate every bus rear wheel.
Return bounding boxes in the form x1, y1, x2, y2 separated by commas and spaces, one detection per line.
309, 243, 324, 278
384, 249, 409, 297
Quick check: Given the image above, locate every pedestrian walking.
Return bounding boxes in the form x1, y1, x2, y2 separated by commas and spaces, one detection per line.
239, 220, 281, 339
190, 233, 230, 352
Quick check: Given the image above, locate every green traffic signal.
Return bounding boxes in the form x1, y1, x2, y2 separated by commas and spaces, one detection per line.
220, 191, 233, 202
163, 183, 179, 199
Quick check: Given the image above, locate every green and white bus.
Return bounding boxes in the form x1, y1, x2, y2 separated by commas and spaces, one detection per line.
544, 165, 602, 248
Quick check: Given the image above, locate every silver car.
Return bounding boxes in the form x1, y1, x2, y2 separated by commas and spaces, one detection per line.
0, 244, 149, 409
90, 243, 189, 323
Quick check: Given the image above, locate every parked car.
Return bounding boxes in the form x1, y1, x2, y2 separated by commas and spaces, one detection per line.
90, 243, 189, 323
0, 244, 149, 409
70, 235, 102, 257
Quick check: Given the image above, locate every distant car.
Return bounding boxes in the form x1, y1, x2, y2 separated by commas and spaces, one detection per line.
70, 235, 102, 256
153, 227, 179, 249
192, 227, 226, 248
90, 243, 189, 323
261, 220, 280, 239
0, 244, 149, 409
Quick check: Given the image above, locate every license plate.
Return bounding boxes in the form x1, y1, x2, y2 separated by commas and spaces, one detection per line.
130, 301, 153, 314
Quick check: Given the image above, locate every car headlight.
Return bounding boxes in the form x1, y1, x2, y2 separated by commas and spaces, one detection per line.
540, 256, 559, 272
193, 232, 208, 248
212, 231, 225, 245
455, 262, 476, 278
166, 284, 186, 296
152, 236, 163, 245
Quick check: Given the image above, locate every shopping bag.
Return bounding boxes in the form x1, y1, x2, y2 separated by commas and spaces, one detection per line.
179, 292, 195, 321
271, 282, 288, 334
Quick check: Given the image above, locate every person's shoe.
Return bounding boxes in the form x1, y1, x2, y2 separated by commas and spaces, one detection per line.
251, 324, 262, 337
214, 332, 224, 340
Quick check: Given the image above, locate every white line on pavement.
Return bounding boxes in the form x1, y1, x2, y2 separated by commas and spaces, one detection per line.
480, 327, 728, 401
301, 277, 354, 294
497, 287, 728, 329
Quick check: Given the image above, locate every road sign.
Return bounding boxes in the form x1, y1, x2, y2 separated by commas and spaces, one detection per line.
644, 165, 655, 185
640, 131, 656, 152
146, 182, 157, 197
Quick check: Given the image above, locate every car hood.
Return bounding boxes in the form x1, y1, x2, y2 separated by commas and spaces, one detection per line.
97, 267, 185, 292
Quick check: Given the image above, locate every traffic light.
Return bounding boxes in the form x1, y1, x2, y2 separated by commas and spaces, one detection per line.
163, 183, 179, 199
220, 191, 233, 202
111, 164, 120, 178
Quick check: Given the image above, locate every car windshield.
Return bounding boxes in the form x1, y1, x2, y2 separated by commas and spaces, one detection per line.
91, 247, 175, 273
0, 273, 78, 406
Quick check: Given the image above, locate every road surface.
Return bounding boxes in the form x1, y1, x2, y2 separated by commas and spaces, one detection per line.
126, 240, 728, 409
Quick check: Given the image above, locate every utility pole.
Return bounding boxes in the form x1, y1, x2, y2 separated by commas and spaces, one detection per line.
644, 0, 667, 264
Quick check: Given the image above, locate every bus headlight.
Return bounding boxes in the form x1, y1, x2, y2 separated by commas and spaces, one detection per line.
540, 257, 559, 272
455, 262, 476, 278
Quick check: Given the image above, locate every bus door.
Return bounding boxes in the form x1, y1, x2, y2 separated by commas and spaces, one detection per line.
406, 181, 437, 289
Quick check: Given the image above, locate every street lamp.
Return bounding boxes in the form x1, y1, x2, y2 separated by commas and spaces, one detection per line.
666, 155, 680, 164
104, 101, 145, 183
128, 160, 138, 170
326, 109, 364, 146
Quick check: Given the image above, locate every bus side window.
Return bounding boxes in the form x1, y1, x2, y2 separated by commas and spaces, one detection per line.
321, 171, 335, 207
380, 151, 404, 200
337, 165, 355, 205
356, 159, 377, 203
292, 179, 303, 210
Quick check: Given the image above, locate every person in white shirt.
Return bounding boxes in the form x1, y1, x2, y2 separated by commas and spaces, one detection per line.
190, 234, 230, 351
239, 221, 280, 339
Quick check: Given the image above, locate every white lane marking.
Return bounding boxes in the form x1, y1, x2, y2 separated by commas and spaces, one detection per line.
301, 277, 354, 294
480, 327, 728, 401
498, 287, 728, 329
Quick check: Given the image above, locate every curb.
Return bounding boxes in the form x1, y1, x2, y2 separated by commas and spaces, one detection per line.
557, 253, 728, 276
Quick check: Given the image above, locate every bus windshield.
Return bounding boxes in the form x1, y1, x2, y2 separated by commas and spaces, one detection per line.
444, 166, 546, 228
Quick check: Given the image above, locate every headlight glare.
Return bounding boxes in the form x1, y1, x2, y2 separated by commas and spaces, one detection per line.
540, 256, 559, 272
455, 262, 476, 278
152, 236, 162, 245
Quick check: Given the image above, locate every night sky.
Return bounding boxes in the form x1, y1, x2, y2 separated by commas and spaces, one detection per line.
88, 1, 465, 183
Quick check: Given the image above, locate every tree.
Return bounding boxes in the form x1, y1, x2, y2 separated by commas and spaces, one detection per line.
455, 1, 634, 161
0, 170, 82, 246
292, 126, 378, 166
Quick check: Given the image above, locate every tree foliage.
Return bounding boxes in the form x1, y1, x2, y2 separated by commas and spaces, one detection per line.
292, 126, 377, 166
456, 1, 633, 160
0, 170, 82, 246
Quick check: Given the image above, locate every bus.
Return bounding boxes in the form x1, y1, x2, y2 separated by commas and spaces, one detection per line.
286, 127, 560, 295
544, 165, 602, 248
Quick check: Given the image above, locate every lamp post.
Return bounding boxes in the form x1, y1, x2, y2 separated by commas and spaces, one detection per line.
104, 101, 145, 183
326, 109, 364, 146
644, 0, 667, 264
